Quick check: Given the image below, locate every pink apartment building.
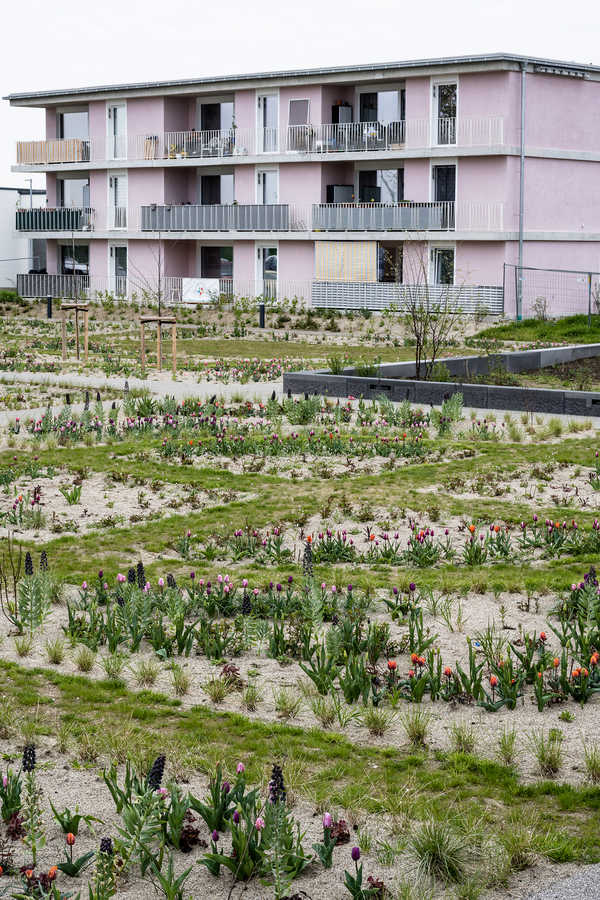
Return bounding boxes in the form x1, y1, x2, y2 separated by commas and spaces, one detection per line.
7, 53, 600, 317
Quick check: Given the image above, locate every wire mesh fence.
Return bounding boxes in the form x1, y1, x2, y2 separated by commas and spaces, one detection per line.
504, 263, 600, 321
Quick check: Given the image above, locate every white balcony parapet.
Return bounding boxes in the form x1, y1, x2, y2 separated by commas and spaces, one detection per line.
15, 207, 94, 232
313, 201, 456, 231
15, 117, 506, 165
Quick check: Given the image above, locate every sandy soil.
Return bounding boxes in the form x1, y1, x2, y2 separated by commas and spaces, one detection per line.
0, 471, 248, 541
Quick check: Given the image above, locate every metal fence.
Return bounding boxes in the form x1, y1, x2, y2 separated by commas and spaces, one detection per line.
503, 263, 600, 320
312, 282, 504, 314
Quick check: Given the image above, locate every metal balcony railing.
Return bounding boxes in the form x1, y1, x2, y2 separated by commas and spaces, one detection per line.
15, 117, 505, 165
311, 282, 504, 314
15, 208, 94, 232
108, 207, 128, 229
140, 204, 309, 232
313, 201, 456, 232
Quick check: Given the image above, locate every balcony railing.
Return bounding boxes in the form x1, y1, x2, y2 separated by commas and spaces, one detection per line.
15, 116, 505, 165
15, 272, 503, 314
15, 208, 95, 232
311, 282, 504, 314
16, 138, 92, 165
108, 207, 128, 229
140, 204, 309, 232
313, 201, 456, 232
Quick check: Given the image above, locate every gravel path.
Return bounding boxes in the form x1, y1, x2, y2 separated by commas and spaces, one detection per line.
529, 865, 600, 899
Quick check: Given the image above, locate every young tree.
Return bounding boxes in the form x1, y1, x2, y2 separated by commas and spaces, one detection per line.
401, 242, 464, 380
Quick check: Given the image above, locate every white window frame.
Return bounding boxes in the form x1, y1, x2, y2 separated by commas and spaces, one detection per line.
255, 165, 279, 204
429, 158, 458, 202
106, 101, 127, 160
429, 243, 456, 286
354, 83, 404, 123
255, 90, 279, 153
430, 77, 459, 147
108, 241, 128, 295
287, 98, 311, 127
55, 106, 89, 140
255, 241, 279, 297
107, 170, 127, 230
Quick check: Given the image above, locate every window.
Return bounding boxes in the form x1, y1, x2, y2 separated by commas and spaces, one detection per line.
58, 178, 90, 208
359, 91, 401, 123
60, 245, 89, 275
200, 102, 234, 132
200, 174, 234, 205
57, 110, 88, 139
432, 248, 454, 285
288, 99, 309, 126
434, 83, 457, 144
358, 169, 403, 203
432, 165, 456, 202
378, 244, 402, 283
201, 246, 233, 278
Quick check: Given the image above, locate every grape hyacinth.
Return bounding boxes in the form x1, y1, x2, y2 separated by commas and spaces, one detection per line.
24, 552, 34, 577
127, 568, 136, 585
146, 755, 166, 791
136, 561, 146, 590
303, 539, 313, 578
22, 744, 36, 773
39, 551, 48, 572
268, 764, 286, 804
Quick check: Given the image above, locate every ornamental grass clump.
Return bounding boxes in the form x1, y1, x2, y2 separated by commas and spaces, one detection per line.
409, 818, 469, 884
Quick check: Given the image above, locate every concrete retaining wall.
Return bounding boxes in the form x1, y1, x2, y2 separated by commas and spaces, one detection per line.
283, 344, 600, 417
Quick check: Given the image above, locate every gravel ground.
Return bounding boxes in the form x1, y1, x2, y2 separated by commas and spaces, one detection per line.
529, 864, 600, 899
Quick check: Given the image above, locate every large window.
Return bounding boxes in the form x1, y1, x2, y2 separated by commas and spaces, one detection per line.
200, 174, 234, 205
200, 102, 234, 132
358, 169, 403, 203
57, 110, 89, 139
359, 90, 404, 123
60, 245, 89, 275
58, 178, 90, 208
432, 247, 454, 285
201, 246, 233, 278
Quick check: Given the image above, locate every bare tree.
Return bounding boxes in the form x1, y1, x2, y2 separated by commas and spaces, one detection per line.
401, 241, 464, 380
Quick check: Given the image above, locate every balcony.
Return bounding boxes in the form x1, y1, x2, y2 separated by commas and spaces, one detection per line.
140, 204, 307, 232
313, 201, 456, 232
15, 207, 94, 232
15, 116, 505, 166
17, 138, 91, 165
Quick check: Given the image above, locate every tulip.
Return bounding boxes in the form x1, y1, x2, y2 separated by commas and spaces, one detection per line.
66, 832, 76, 846
351, 846, 360, 862
255, 816, 265, 830
323, 812, 333, 828
236, 762, 245, 774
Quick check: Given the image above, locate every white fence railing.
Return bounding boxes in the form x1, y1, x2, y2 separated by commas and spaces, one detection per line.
313, 201, 455, 232
15, 208, 94, 232
16, 273, 503, 314
16, 116, 506, 165
312, 282, 504, 314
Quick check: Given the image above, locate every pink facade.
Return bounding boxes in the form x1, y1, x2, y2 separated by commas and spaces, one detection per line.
12, 54, 600, 315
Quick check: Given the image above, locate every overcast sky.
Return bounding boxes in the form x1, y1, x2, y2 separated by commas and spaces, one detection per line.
2, 0, 599, 190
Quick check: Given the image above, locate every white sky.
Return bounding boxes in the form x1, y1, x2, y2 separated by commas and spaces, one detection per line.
1, 0, 599, 190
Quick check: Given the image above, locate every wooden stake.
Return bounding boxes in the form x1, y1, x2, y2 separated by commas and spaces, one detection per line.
75, 308, 80, 360
140, 323, 146, 376
61, 312, 67, 361
157, 323, 162, 372
171, 323, 176, 374
84, 310, 89, 362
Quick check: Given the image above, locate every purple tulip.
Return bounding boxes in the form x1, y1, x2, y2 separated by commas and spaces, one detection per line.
351, 846, 360, 862
212, 830, 219, 842
323, 812, 332, 828
233, 810, 240, 824
409, 582, 416, 592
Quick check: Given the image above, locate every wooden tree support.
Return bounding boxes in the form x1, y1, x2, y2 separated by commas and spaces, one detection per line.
60, 303, 89, 362
140, 316, 177, 377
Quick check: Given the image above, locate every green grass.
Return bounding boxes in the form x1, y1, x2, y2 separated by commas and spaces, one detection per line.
476, 314, 600, 344
0, 658, 599, 861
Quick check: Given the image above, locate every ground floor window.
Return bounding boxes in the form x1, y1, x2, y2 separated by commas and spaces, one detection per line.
378, 244, 402, 283
200, 246, 233, 278
432, 246, 454, 285
60, 244, 89, 275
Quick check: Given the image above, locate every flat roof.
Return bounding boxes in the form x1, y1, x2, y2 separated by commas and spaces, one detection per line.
5, 52, 599, 105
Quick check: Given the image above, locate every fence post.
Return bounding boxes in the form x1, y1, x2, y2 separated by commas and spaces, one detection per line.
514, 265, 520, 321
46, 296, 52, 319
502, 264, 506, 318
588, 272, 593, 327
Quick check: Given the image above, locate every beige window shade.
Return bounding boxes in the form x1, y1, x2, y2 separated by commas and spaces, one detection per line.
315, 241, 377, 282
